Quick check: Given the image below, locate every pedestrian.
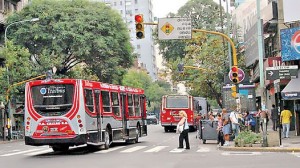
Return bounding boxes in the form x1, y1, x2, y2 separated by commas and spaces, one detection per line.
258, 109, 269, 133
270, 104, 278, 131
230, 108, 240, 139
216, 113, 224, 146
221, 108, 231, 146
177, 110, 190, 149
243, 111, 251, 131
280, 106, 293, 138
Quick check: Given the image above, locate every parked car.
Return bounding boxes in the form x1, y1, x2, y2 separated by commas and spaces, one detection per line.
147, 112, 158, 125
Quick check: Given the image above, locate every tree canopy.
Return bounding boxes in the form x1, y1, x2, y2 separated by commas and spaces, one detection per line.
5, 0, 133, 83
154, 0, 244, 107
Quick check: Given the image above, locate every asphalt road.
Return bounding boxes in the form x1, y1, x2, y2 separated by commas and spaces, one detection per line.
0, 124, 299, 168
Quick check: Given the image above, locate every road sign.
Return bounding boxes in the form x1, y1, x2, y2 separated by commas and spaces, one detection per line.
266, 65, 298, 80
228, 68, 245, 83
158, 18, 192, 40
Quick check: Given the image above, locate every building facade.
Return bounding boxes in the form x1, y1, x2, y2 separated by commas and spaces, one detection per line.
101, 0, 158, 80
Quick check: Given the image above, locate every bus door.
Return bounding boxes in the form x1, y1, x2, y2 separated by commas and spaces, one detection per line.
94, 90, 102, 142
140, 95, 147, 135
120, 93, 128, 136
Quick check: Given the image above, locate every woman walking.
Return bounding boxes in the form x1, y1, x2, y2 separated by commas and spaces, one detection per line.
178, 110, 190, 149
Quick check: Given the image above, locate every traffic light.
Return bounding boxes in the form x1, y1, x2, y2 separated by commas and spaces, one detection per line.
231, 85, 238, 98
135, 14, 144, 39
231, 66, 239, 84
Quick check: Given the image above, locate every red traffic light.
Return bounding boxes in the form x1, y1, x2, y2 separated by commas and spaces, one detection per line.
231, 66, 238, 72
135, 14, 143, 23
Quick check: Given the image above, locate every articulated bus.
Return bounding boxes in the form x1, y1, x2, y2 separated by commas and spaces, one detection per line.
160, 95, 201, 132
25, 79, 147, 151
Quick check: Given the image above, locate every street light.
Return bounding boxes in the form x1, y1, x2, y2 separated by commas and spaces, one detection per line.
3, 17, 39, 140
4, 18, 40, 47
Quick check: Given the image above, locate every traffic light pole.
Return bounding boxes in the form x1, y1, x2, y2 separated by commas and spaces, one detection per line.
192, 29, 238, 67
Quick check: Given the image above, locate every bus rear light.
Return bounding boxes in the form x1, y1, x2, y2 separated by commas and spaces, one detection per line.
79, 124, 83, 128
26, 121, 30, 125
27, 117, 31, 121
78, 119, 82, 123
26, 126, 30, 130
77, 115, 81, 119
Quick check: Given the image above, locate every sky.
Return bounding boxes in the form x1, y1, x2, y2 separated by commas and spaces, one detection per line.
152, 0, 228, 18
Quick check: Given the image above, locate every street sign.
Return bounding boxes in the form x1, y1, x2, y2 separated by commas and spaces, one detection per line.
228, 68, 245, 83
266, 65, 298, 80
158, 18, 192, 40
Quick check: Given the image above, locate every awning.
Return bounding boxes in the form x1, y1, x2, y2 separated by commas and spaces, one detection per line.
281, 70, 300, 100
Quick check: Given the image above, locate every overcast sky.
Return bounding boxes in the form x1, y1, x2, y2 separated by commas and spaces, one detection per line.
152, 0, 228, 18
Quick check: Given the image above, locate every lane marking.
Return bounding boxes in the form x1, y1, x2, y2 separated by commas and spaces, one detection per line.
120, 146, 147, 153
25, 149, 53, 156
221, 152, 262, 156
1, 148, 41, 157
196, 147, 210, 153
144, 146, 168, 153
170, 148, 185, 153
95, 146, 126, 154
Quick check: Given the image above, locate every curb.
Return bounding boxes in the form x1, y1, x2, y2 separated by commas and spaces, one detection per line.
219, 146, 300, 153
0, 139, 24, 145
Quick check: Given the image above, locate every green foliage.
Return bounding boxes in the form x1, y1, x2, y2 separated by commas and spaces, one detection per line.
153, 0, 238, 108
6, 0, 133, 83
122, 69, 172, 112
234, 130, 262, 147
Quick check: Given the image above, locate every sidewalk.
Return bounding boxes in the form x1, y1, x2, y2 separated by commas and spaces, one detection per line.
219, 130, 300, 152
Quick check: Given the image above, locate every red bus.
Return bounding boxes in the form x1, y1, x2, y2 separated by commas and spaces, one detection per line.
160, 95, 200, 132
24, 79, 147, 151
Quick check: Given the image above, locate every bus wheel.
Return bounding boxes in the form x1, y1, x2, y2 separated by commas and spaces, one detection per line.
52, 145, 69, 152
104, 131, 110, 150
135, 125, 141, 143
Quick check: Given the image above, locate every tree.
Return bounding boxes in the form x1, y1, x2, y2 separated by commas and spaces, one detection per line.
122, 69, 172, 112
154, 0, 233, 108
6, 0, 133, 83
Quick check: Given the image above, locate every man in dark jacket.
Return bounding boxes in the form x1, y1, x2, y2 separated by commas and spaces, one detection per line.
271, 104, 278, 131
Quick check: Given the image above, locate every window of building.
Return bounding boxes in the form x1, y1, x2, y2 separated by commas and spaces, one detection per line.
120, 1, 122, 5
101, 91, 111, 112
120, 10, 123, 14
84, 89, 94, 112
135, 0, 138, 4
114, 2, 117, 6
135, 9, 138, 13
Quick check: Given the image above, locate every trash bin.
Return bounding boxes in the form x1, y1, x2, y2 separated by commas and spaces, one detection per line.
198, 119, 218, 144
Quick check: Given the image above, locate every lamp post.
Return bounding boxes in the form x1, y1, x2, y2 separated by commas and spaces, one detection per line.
3, 17, 39, 140
4, 18, 39, 47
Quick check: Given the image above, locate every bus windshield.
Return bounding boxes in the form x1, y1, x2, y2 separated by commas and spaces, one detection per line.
166, 96, 189, 108
31, 84, 74, 116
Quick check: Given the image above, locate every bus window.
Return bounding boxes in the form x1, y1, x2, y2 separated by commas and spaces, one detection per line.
128, 94, 134, 116
84, 89, 94, 112
134, 95, 141, 116
111, 92, 120, 116
101, 91, 111, 112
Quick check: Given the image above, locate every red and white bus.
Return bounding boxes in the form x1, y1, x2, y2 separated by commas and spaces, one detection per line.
24, 79, 147, 151
160, 95, 201, 132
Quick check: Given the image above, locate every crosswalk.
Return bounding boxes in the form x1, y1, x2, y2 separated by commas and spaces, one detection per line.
0, 145, 299, 158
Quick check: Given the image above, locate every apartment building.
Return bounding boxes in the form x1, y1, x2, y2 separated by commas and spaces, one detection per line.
101, 0, 158, 80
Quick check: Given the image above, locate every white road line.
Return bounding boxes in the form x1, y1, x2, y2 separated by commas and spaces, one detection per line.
1, 148, 42, 157
120, 146, 147, 153
291, 152, 300, 158
25, 149, 54, 156
221, 152, 262, 156
144, 146, 168, 153
12, 150, 21, 152
95, 146, 126, 154
169, 148, 185, 153
196, 147, 210, 153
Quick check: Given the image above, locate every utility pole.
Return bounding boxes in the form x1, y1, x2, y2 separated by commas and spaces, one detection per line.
256, 0, 267, 147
